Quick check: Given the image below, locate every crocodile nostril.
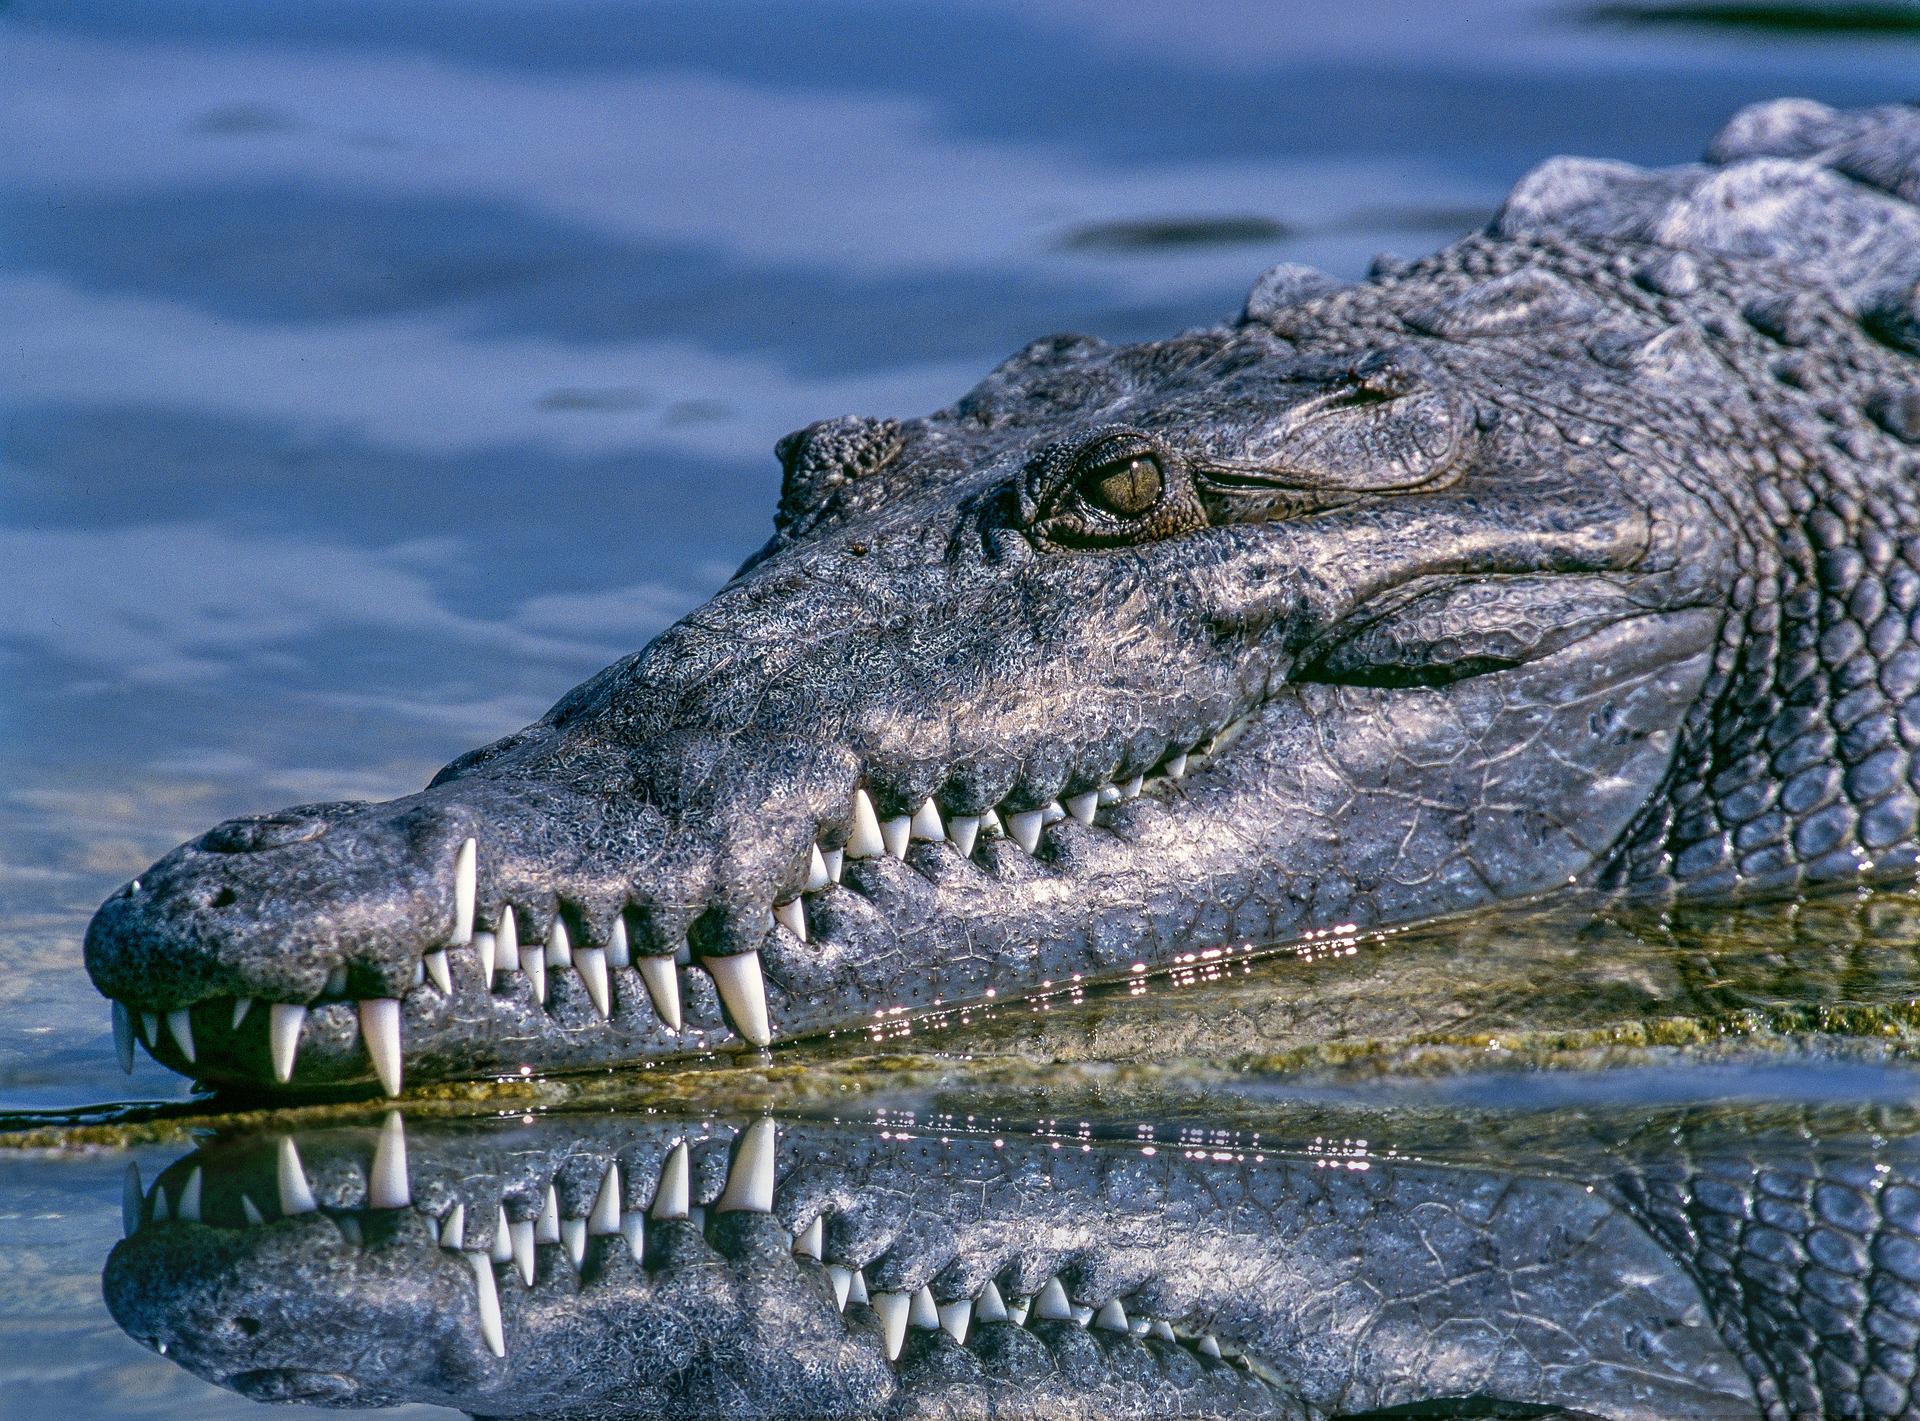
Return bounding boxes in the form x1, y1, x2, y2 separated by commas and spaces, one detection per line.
210, 887, 237, 908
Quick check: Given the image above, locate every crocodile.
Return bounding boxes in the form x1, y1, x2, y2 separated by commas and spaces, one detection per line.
84, 98, 1920, 1095
103, 1103, 1920, 1419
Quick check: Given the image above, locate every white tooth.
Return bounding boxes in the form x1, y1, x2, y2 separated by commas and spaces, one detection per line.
230, 996, 253, 1031
325, 965, 350, 997
497, 906, 520, 971
1096, 783, 1122, 805
708, 951, 772, 1046
452, 838, 476, 946
1065, 791, 1099, 825
1093, 1299, 1129, 1332
637, 955, 682, 1031
845, 789, 886, 859
1034, 1278, 1073, 1322
795, 1215, 823, 1260
589, 1163, 622, 1235
1120, 775, 1143, 799
140, 1011, 159, 1046
510, 1218, 535, 1286
938, 1298, 972, 1342
575, 946, 612, 1019
620, 1211, 646, 1261
827, 1264, 854, 1309
910, 798, 944, 841
369, 1111, 410, 1208
491, 1205, 513, 1263
473, 931, 497, 988
772, 898, 807, 943
1198, 1334, 1222, 1359
911, 1285, 939, 1331
1006, 809, 1044, 853
424, 951, 451, 995
1071, 1305, 1093, 1327
607, 915, 632, 969
165, 1008, 196, 1064
1165, 752, 1188, 780
441, 1203, 467, 1250
975, 1281, 1008, 1323
269, 1003, 307, 1084
873, 1293, 911, 1360
1131, 1318, 1150, 1336
823, 847, 844, 883
413, 959, 426, 989
1149, 1319, 1176, 1342
561, 1218, 587, 1268
121, 1162, 142, 1237
717, 1119, 776, 1213
880, 814, 911, 859
847, 1268, 869, 1306
1041, 800, 1066, 825
359, 999, 404, 1096
469, 1252, 506, 1357
805, 845, 831, 893
651, 1143, 691, 1220
980, 809, 1004, 838
546, 918, 571, 968
112, 1002, 135, 1074
241, 1195, 265, 1227
947, 815, 980, 858
177, 1167, 203, 1224
536, 1185, 561, 1244
1007, 1296, 1030, 1326
277, 1137, 317, 1215
523, 944, 547, 1005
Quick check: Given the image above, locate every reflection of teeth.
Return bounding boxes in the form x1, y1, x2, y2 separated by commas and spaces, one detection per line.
141, 1011, 158, 1048
269, 1003, 307, 1084
423, 951, 451, 995
121, 1162, 142, 1237
707, 951, 772, 1046
277, 1137, 317, 1215
359, 998, 404, 1096
241, 1195, 265, 1227
773, 898, 807, 943
369, 1112, 410, 1208
718, 1119, 777, 1213
575, 945, 611, 1018
846, 789, 885, 859
177, 1167, 203, 1223
468, 1252, 505, 1357
166, 1008, 196, 1064
637, 955, 682, 1031
452, 839, 476, 946
651, 1143, 691, 1220
230, 996, 254, 1031
112, 1003, 135, 1075
1034, 1278, 1073, 1322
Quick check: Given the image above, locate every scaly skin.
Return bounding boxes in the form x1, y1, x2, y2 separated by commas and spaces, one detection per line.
103, 1106, 1920, 1419
85, 100, 1920, 1093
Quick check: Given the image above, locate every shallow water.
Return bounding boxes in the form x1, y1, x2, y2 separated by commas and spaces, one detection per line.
5, 1, 1920, 1416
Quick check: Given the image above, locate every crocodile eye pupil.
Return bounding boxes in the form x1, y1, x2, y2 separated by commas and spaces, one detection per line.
1086, 455, 1163, 517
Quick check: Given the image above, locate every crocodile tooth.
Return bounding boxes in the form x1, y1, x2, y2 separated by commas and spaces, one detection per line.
325, 965, 350, 998
980, 808, 1004, 838
547, 918, 572, 968
277, 1138, 317, 1215
1006, 809, 1045, 853
474, 930, 497, 987
804, 845, 831, 892
1198, 1334, 1222, 1358
975, 1281, 1008, 1323
149, 1185, 169, 1223
575, 945, 612, 1018
910, 798, 944, 841
1093, 1299, 1129, 1332
268, 1003, 307, 1084
637, 955, 682, 1030
1149, 1319, 1176, 1342
452, 838, 476, 945
112, 1002, 134, 1074
523, 943, 547, 1005
497, 906, 520, 971
469, 1252, 505, 1356
911, 1286, 939, 1332
827, 1264, 854, 1309
177, 1167, 203, 1223
1165, 752, 1188, 780
1041, 800, 1066, 825
947, 815, 980, 858
121, 1162, 142, 1236
165, 1008, 196, 1064
1119, 775, 1143, 799
880, 814, 911, 858
369, 1111, 410, 1208
412, 960, 426, 988
561, 1218, 587, 1268
1065, 791, 1099, 824
873, 1293, 911, 1359
359, 999, 404, 1095
938, 1298, 972, 1342
708, 950, 772, 1046
717, 1119, 776, 1213
510, 1217, 536, 1285
1131, 1317, 1150, 1336
441, 1202, 467, 1249
424, 950, 451, 995
846, 789, 885, 859
536, 1185, 561, 1244
588, 1163, 621, 1235
231, 996, 254, 1030
794, 1215, 823, 1260
1007, 1295, 1030, 1325
139, 1010, 158, 1046
823, 847, 844, 883
1096, 784, 1122, 805
1071, 1305, 1093, 1326
241, 1195, 265, 1227
652, 1142, 691, 1220
491, 1205, 513, 1263
773, 898, 808, 945
847, 1268, 869, 1306
607, 914, 631, 969
620, 1210, 645, 1261
1034, 1278, 1073, 1322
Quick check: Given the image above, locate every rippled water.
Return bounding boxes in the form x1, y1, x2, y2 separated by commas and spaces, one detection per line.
5, 1, 1920, 1416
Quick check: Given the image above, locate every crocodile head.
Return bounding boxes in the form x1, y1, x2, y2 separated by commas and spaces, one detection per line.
86, 239, 1748, 1093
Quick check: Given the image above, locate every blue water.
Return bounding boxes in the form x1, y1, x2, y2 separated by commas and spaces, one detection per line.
3, 2, 1918, 1415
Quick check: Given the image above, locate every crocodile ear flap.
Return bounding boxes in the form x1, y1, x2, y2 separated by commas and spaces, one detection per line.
773, 415, 905, 536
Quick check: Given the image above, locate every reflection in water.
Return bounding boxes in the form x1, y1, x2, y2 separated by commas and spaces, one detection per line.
104, 1104, 1920, 1418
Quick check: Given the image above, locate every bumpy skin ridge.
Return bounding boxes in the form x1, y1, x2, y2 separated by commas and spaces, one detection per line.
83, 100, 1920, 1093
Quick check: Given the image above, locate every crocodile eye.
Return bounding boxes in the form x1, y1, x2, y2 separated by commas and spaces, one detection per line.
1081, 452, 1164, 517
